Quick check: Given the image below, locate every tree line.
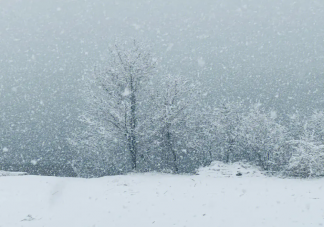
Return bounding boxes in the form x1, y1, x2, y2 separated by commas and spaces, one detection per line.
68, 41, 324, 178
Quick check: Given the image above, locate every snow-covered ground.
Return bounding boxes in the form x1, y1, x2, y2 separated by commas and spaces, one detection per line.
1, 162, 323, 227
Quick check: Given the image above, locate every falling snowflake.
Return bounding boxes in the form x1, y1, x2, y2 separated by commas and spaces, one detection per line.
122, 87, 131, 96
198, 57, 205, 67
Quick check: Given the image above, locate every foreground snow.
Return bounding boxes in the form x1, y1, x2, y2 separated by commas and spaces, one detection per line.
0, 162, 323, 227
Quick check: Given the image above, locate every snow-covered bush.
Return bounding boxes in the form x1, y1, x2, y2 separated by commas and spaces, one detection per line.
240, 104, 289, 171
286, 113, 324, 178
287, 137, 324, 178
210, 102, 290, 172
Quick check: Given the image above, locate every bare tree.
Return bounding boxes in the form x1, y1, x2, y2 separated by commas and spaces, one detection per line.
70, 40, 156, 173
147, 74, 205, 173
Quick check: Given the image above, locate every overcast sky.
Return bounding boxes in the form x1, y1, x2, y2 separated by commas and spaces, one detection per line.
1, 0, 324, 158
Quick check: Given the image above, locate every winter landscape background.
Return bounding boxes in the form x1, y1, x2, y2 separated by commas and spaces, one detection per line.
1, 0, 324, 176
1, 1, 324, 226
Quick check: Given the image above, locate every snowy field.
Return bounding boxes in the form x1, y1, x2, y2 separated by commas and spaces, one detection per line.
1, 162, 323, 227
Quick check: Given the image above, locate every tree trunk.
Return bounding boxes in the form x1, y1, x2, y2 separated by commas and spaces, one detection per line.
166, 122, 178, 173
130, 76, 137, 170
225, 137, 234, 163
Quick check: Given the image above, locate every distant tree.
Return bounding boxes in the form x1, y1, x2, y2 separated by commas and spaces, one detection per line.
287, 111, 306, 140
69, 40, 156, 175
193, 106, 216, 166
306, 111, 324, 142
213, 101, 244, 163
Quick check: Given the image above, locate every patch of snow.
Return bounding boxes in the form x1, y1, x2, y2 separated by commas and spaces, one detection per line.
122, 87, 131, 96
0, 171, 27, 177
198, 161, 264, 178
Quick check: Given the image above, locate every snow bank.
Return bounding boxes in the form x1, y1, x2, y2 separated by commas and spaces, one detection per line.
0, 170, 27, 177
0, 165, 323, 227
198, 161, 265, 178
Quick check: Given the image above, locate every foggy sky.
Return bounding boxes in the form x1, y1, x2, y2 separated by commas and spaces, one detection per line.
1, 0, 324, 161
